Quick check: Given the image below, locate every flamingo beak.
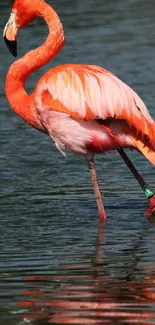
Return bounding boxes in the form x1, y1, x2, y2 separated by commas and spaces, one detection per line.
3, 13, 17, 57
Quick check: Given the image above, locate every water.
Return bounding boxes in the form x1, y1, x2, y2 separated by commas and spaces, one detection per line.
1, 0, 155, 324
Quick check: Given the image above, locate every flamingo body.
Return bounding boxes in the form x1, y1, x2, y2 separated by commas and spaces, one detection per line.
33, 63, 155, 160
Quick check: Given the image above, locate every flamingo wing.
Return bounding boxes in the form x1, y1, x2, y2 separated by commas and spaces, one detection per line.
35, 64, 155, 150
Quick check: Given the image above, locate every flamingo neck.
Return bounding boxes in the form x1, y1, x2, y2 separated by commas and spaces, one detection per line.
5, 3, 64, 129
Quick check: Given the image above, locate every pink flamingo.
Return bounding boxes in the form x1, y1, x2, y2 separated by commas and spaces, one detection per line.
3, 0, 155, 221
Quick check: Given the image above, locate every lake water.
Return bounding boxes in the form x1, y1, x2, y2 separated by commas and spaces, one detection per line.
1, 0, 155, 324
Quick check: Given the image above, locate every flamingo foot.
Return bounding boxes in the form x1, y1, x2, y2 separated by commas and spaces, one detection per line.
145, 195, 155, 217
98, 208, 107, 222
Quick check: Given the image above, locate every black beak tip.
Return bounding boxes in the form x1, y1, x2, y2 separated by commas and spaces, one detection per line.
4, 36, 17, 57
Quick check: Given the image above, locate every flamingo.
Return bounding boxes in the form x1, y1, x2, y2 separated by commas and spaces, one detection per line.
3, 0, 155, 221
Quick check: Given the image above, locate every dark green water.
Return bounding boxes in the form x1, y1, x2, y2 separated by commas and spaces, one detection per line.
1, 0, 155, 324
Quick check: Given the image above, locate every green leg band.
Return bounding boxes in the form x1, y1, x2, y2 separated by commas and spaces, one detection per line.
142, 184, 154, 198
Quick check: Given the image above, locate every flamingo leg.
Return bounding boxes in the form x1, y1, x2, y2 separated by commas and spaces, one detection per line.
117, 148, 155, 217
88, 158, 107, 222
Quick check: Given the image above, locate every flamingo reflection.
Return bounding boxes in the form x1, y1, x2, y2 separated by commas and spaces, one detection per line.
17, 222, 155, 324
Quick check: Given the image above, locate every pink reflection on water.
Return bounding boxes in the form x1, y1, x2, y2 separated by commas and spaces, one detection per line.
17, 222, 155, 325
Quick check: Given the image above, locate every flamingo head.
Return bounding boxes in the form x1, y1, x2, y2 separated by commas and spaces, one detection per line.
3, 0, 46, 57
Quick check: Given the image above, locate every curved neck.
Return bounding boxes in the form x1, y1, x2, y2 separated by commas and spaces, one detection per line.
5, 3, 64, 129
